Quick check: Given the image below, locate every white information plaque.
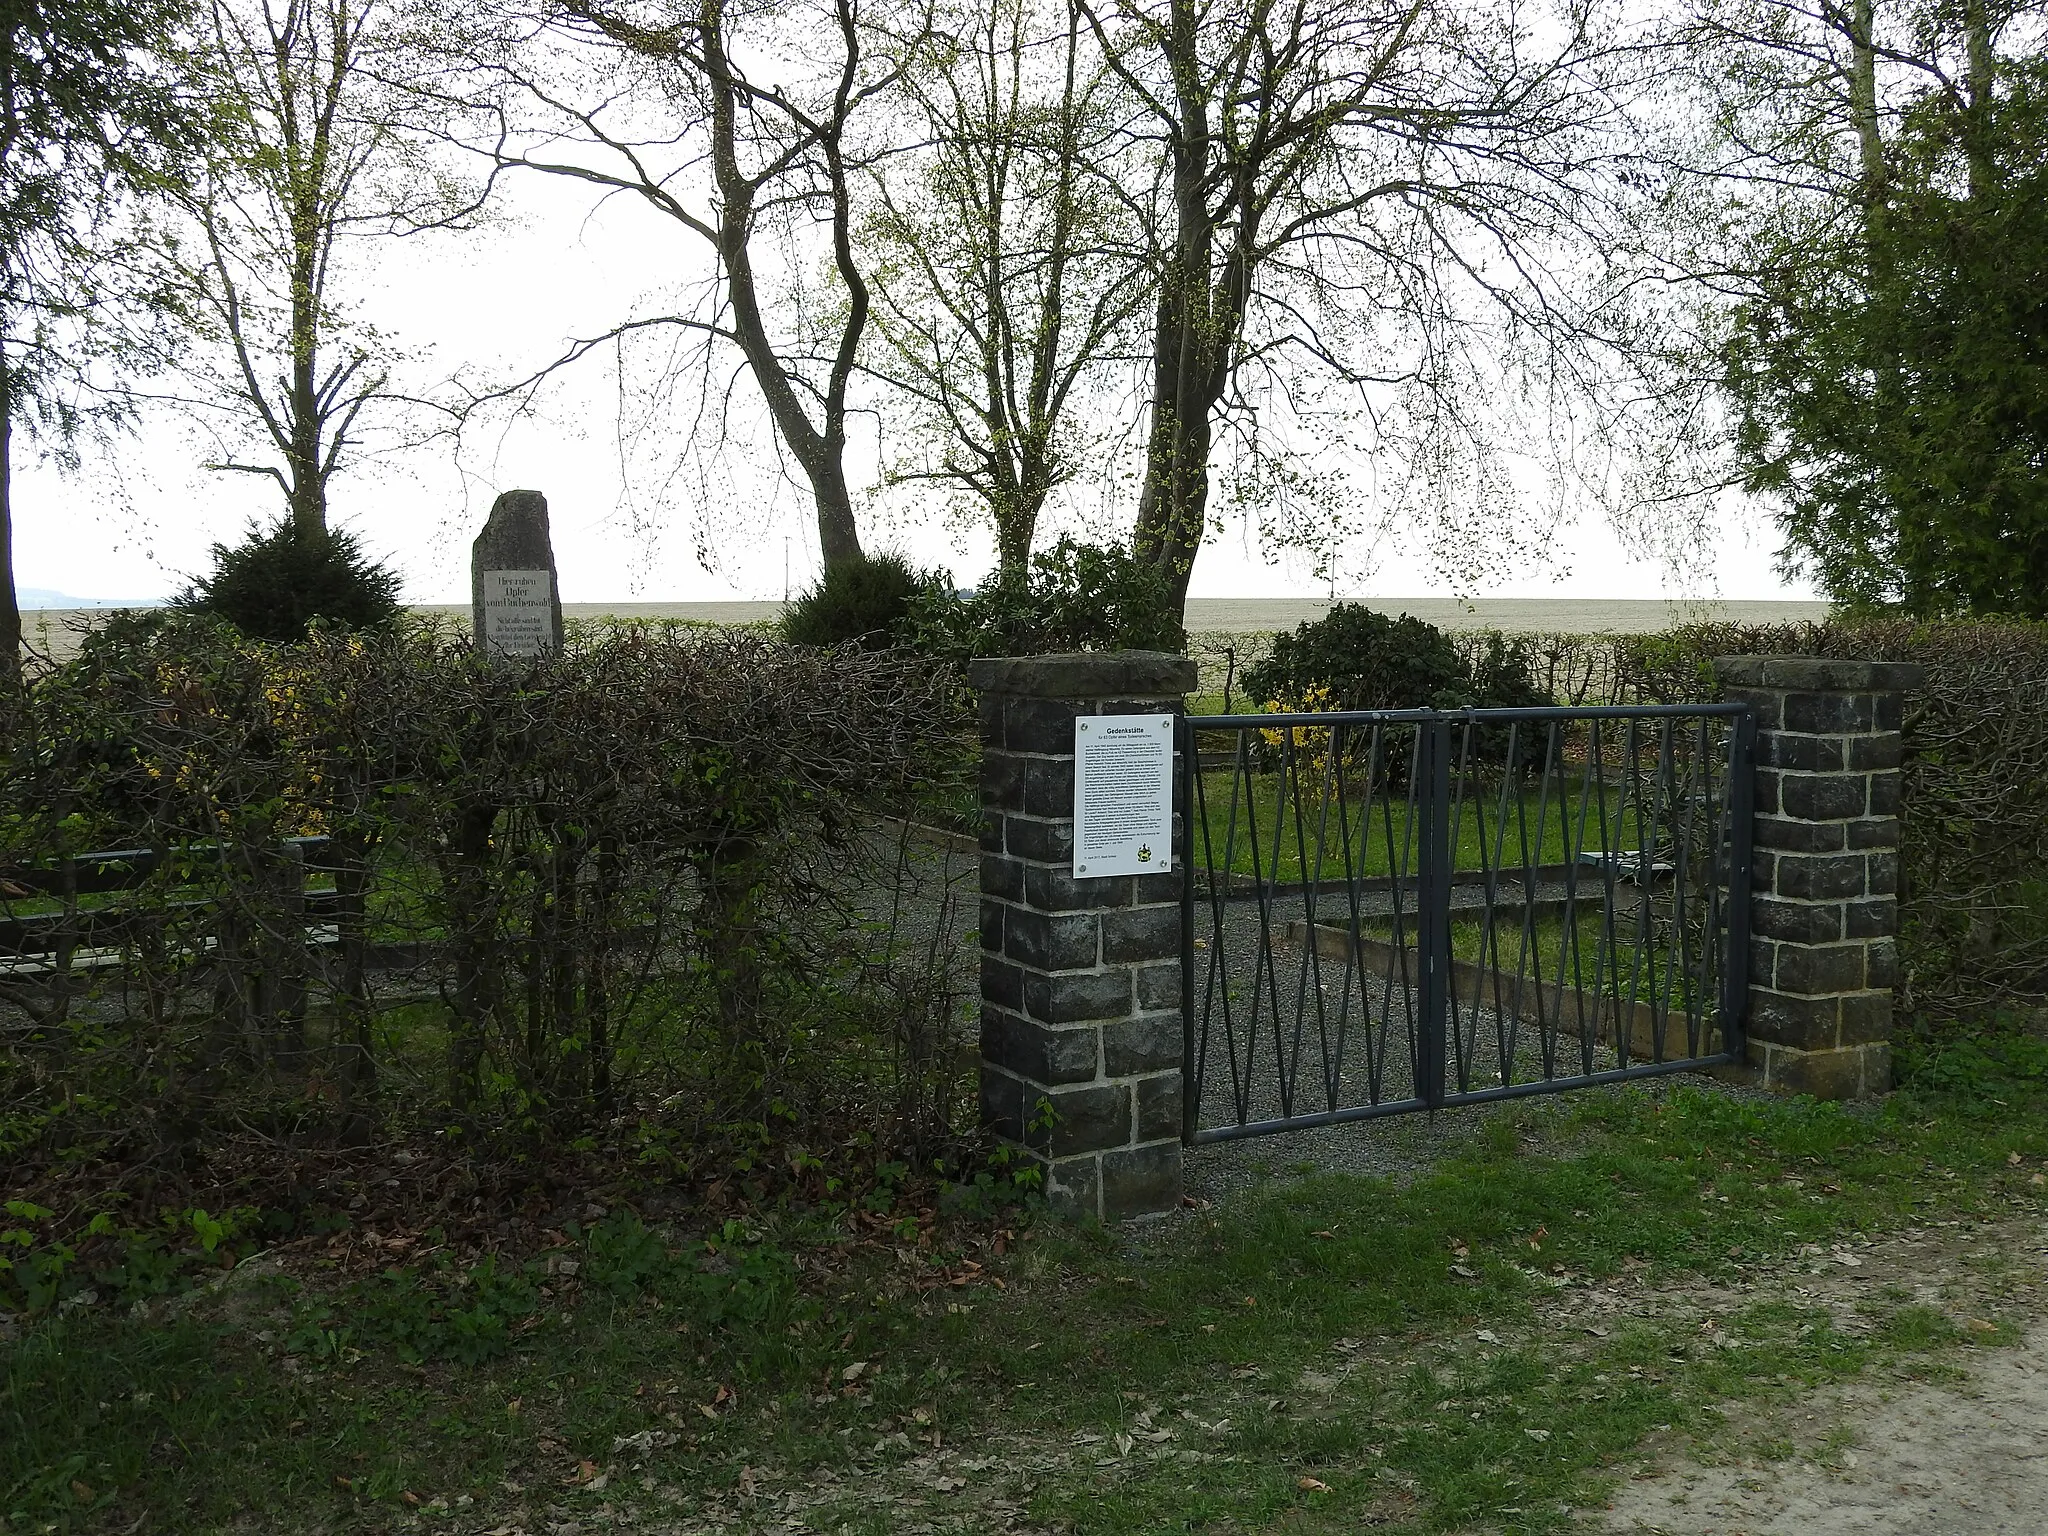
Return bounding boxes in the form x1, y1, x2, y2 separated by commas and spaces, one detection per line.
482, 568, 554, 655
1073, 713, 1174, 878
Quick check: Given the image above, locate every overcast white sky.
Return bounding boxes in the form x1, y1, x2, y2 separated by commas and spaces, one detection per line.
22, 165, 1815, 608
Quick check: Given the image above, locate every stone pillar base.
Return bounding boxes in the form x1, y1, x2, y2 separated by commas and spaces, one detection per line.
1747, 1039, 1891, 1099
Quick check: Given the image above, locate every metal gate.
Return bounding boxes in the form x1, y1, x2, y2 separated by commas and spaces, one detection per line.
1179, 704, 1754, 1143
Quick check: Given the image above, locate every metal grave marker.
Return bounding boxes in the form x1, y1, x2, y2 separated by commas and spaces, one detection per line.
1072, 713, 1174, 877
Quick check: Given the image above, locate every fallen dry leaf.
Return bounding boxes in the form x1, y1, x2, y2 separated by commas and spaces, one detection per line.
843, 1360, 869, 1383
1298, 1476, 1330, 1493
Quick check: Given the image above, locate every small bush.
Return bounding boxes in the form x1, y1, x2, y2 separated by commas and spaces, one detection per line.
1241, 605, 1547, 713
906, 537, 1185, 659
783, 552, 939, 649
177, 520, 402, 642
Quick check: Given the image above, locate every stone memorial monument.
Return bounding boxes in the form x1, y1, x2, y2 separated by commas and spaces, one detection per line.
471, 489, 565, 657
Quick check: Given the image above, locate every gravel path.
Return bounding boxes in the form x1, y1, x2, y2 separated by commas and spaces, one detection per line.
1598, 1228, 2048, 1536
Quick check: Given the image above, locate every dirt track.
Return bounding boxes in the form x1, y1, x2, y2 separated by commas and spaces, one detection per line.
1600, 1222, 2048, 1536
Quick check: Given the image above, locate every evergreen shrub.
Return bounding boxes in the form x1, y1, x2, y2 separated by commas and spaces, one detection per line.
1241, 603, 1547, 713
178, 520, 402, 642
783, 553, 938, 649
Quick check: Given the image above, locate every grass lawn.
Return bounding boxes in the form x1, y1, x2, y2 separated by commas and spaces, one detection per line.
7, 1041, 2048, 1534
1189, 766, 1679, 888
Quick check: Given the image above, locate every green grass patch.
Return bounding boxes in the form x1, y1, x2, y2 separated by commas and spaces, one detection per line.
6, 1075, 2046, 1533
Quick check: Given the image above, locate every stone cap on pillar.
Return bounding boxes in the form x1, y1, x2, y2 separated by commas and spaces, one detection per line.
1714, 655, 1925, 693
968, 651, 1198, 699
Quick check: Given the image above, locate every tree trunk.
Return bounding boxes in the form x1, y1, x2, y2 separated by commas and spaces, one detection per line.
1847, 0, 1884, 220
0, 345, 17, 684
1129, 0, 1236, 615
1963, 0, 1995, 201
288, 168, 326, 541
700, 0, 865, 570
288, 340, 325, 541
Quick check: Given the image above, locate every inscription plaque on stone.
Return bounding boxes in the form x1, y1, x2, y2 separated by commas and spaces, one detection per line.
481, 569, 554, 656
1073, 713, 1174, 878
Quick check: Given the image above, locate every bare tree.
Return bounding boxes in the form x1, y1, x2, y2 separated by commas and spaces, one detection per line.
1081, 0, 1658, 607
859, 0, 1147, 575
441, 0, 922, 569
154, 0, 487, 542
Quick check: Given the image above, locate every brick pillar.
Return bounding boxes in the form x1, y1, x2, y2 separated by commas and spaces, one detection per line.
969, 651, 1196, 1222
1716, 656, 1924, 1099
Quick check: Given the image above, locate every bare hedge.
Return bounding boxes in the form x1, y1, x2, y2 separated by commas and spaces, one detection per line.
0, 618, 977, 1201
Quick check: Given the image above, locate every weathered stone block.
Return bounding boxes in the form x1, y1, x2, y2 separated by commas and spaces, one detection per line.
1102, 1141, 1183, 1221
1003, 907, 1100, 971
1026, 864, 1133, 913
980, 953, 1023, 1010
1773, 852, 1870, 901
1783, 691, 1873, 735
1102, 904, 1180, 964
1747, 1038, 1890, 1099
1843, 897, 1898, 938
1005, 694, 1079, 755
1847, 734, 1903, 771
968, 652, 1196, 698
980, 853, 1023, 903
980, 750, 1027, 813
1747, 989, 1841, 1045
1837, 990, 1894, 1045
1753, 817, 1848, 854
1770, 940, 1868, 995
979, 1066, 1024, 1140
981, 1008, 1099, 1084
1758, 733, 1845, 772
1134, 1073, 1182, 1141
1023, 968, 1132, 1025
1038, 1153, 1100, 1219
1035, 1082, 1131, 1157
1135, 962, 1182, 1011
1022, 757, 1076, 819
1103, 1013, 1183, 1075
1003, 815, 1072, 864
1778, 772, 1872, 822
1752, 895, 1842, 945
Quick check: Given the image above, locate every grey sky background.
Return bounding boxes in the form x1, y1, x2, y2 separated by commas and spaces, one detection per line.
25, 164, 1815, 608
